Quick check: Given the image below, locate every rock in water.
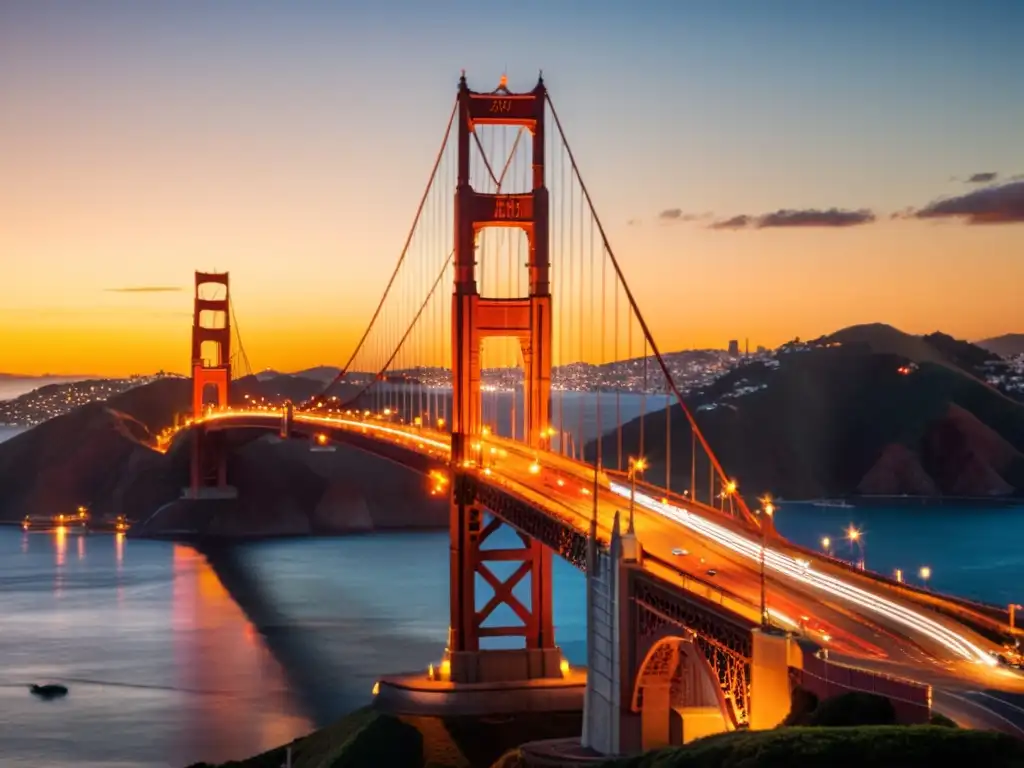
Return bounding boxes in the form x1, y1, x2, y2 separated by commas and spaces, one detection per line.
29, 683, 68, 699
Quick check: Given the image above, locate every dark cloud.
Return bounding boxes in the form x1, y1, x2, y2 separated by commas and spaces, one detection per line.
914, 180, 1024, 224
758, 208, 876, 228
709, 214, 754, 230
967, 172, 998, 184
709, 208, 875, 230
656, 209, 712, 223
104, 286, 183, 293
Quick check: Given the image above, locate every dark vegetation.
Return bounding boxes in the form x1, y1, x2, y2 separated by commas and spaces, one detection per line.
186, 707, 581, 768
599, 726, 1024, 768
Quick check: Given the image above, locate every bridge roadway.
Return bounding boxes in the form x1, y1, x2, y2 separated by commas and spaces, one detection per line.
189, 408, 1024, 734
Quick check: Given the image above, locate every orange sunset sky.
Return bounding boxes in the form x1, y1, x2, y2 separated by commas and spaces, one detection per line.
2, 1, 1022, 377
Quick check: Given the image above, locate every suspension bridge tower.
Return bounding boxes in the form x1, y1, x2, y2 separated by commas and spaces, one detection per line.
189, 271, 232, 496
447, 72, 559, 682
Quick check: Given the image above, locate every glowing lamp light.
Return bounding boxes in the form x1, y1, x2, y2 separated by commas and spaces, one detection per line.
529, 461, 541, 474
372, 681, 380, 696
560, 658, 570, 676
725, 479, 737, 495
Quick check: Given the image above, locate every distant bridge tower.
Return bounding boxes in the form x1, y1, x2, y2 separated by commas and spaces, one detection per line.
189, 271, 231, 497
447, 73, 558, 681
191, 271, 232, 418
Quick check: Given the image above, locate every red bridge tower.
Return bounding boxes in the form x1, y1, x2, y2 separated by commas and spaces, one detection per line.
189, 271, 231, 496
448, 73, 558, 682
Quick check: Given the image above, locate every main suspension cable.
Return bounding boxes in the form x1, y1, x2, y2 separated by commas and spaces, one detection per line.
311, 99, 458, 404
546, 93, 758, 527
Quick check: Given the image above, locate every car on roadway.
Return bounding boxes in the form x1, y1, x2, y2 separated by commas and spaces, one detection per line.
706, 568, 718, 577
671, 548, 689, 556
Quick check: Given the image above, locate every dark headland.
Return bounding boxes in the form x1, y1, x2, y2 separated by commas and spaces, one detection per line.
0, 374, 446, 534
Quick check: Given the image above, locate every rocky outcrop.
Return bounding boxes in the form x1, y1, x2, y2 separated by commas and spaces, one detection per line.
857, 443, 940, 496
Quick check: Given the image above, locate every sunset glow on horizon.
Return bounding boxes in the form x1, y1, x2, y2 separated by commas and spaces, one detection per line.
2, 0, 1022, 377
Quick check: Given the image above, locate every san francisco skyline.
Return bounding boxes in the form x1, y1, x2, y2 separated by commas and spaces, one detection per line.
2, 0, 1022, 377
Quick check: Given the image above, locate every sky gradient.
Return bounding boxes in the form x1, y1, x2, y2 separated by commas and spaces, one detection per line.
2, 0, 1022, 376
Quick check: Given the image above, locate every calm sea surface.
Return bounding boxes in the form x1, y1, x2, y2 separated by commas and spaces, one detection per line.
0, 396, 1022, 766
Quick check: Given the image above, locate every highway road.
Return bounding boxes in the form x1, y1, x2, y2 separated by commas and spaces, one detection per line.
193, 409, 1024, 732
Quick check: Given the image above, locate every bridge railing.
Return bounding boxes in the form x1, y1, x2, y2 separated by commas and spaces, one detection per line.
795, 654, 931, 725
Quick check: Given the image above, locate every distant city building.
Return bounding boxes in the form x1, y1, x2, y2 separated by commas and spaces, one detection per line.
727, 340, 740, 357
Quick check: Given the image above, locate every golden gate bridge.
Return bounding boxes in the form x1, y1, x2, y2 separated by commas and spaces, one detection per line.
158, 73, 1024, 754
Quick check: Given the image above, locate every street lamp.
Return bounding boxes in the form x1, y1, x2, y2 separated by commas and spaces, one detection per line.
846, 525, 864, 569
722, 479, 737, 514
919, 566, 931, 587
627, 456, 648, 533
758, 497, 774, 628
821, 536, 832, 556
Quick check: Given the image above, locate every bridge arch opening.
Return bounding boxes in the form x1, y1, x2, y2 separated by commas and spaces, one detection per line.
631, 635, 731, 749
199, 382, 224, 410
198, 339, 225, 368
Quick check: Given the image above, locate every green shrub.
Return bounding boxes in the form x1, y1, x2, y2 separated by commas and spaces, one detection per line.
806, 691, 897, 727
327, 714, 423, 767
929, 711, 958, 728
781, 685, 819, 726
602, 726, 1024, 768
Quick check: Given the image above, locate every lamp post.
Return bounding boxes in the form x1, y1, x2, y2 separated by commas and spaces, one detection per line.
846, 525, 864, 569
919, 566, 931, 588
721, 479, 737, 515
628, 456, 647, 534
821, 536, 832, 556
759, 499, 774, 628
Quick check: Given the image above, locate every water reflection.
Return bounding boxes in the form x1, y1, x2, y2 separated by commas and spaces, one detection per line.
54, 525, 67, 597
54, 525, 67, 567
171, 545, 310, 762
0, 530, 313, 767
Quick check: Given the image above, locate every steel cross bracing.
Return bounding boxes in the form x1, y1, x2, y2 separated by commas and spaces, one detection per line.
630, 572, 754, 723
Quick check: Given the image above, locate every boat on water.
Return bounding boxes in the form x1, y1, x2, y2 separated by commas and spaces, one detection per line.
812, 499, 855, 509
21, 511, 130, 534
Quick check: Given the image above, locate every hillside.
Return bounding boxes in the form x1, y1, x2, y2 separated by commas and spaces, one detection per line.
0, 375, 446, 532
823, 324, 1000, 377
598, 330, 1024, 500
978, 333, 1024, 358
